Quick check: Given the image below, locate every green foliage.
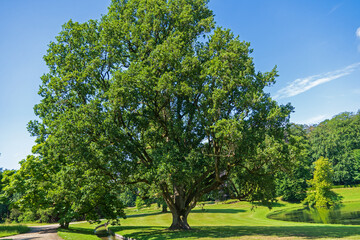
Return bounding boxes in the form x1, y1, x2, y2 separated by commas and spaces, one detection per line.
135, 197, 146, 211
229, 135, 289, 207
0, 169, 17, 222
119, 188, 137, 207
17, 210, 36, 223
4, 155, 125, 227
23, 0, 292, 229
303, 157, 342, 208
37, 207, 57, 223
276, 124, 311, 202
309, 111, 360, 185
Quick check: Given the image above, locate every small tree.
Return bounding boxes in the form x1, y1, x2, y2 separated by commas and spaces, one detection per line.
303, 157, 341, 208
4, 155, 125, 228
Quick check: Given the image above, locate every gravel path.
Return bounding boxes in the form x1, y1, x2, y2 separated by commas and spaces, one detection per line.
0, 224, 62, 240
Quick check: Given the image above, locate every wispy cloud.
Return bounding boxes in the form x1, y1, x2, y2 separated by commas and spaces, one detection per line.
302, 114, 329, 125
328, 3, 342, 15
274, 62, 360, 100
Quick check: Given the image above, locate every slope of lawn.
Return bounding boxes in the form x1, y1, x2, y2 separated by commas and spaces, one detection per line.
58, 187, 360, 240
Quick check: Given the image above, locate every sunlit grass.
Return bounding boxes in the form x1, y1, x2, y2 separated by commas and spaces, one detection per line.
334, 187, 360, 202
1, 188, 358, 239
109, 187, 360, 239
110, 199, 360, 240
55, 186, 360, 239
57, 223, 100, 240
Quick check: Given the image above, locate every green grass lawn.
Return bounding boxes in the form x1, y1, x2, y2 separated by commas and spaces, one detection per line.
58, 222, 100, 240
57, 187, 360, 240
334, 187, 360, 202
3, 187, 360, 239
0, 224, 29, 238
0, 222, 58, 238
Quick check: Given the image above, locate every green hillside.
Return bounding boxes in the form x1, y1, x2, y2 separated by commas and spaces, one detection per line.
57, 187, 360, 240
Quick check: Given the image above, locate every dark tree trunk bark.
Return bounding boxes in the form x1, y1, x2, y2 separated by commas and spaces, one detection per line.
161, 183, 194, 230
160, 172, 226, 231
168, 207, 191, 230
162, 204, 168, 213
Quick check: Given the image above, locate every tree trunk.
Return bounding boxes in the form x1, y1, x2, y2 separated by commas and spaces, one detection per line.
162, 204, 168, 213
169, 208, 191, 230
60, 221, 69, 229
160, 183, 196, 230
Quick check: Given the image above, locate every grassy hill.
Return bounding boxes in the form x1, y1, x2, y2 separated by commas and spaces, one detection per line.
57, 187, 360, 240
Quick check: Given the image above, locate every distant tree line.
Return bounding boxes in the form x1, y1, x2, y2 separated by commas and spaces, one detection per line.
276, 111, 360, 202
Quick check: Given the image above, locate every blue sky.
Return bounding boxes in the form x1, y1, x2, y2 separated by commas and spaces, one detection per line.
1, 0, 359, 170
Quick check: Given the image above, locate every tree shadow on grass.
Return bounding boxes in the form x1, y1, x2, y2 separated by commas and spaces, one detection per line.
57, 226, 95, 237
191, 208, 246, 214
252, 202, 286, 208
126, 209, 246, 217
112, 225, 360, 239
126, 211, 165, 218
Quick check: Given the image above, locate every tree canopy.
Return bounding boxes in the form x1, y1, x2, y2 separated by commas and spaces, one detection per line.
16, 0, 293, 230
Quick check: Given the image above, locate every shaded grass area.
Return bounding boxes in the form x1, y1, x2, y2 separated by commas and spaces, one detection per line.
191, 208, 246, 214
0, 225, 30, 237
126, 211, 165, 218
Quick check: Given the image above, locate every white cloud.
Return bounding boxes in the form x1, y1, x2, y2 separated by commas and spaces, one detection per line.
356, 27, 360, 38
328, 3, 342, 15
302, 114, 329, 125
357, 28, 360, 52
274, 62, 360, 100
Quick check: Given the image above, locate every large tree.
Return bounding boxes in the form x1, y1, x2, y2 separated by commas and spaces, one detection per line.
27, 0, 292, 229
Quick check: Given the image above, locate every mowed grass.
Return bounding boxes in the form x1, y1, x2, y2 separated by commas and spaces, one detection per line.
57, 222, 100, 240
334, 187, 360, 202
110, 199, 360, 240
0, 224, 29, 237
52, 187, 360, 239
0, 222, 58, 238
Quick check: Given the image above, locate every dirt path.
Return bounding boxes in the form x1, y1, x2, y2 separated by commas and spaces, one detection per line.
0, 224, 62, 240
